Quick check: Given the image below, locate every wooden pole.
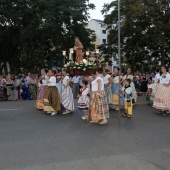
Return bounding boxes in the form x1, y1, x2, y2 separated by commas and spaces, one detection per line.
118, 74, 121, 121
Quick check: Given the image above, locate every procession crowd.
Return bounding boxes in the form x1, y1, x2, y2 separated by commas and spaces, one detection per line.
0, 66, 170, 124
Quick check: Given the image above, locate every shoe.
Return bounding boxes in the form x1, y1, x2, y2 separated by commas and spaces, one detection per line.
115, 107, 119, 111
51, 112, 57, 116
90, 120, 99, 123
82, 116, 87, 120
126, 116, 132, 119
121, 114, 127, 118
47, 111, 52, 114
163, 111, 168, 116
62, 110, 71, 115
98, 119, 108, 125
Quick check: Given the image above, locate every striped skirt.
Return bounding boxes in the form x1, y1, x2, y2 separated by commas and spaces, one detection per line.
61, 85, 74, 111
153, 84, 170, 110
90, 91, 109, 121
35, 86, 47, 110
78, 103, 88, 111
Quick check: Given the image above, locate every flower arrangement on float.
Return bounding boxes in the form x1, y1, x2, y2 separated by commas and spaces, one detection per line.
64, 60, 97, 75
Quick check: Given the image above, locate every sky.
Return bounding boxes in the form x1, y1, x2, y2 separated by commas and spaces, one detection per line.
89, 0, 111, 20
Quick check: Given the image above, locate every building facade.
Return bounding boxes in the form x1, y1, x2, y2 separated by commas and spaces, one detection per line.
87, 19, 108, 49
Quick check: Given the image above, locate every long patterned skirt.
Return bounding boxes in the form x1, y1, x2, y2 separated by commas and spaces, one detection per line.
36, 86, 47, 110
153, 84, 170, 110
150, 83, 158, 103
90, 91, 109, 121
104, 85, 112, 104
61, 85, 74, 111
44, 86, 61, 112
111, 83, 124, 106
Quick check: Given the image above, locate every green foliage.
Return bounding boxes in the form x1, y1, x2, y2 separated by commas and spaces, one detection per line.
0, 0, 95, 74
102, 0, 170, 70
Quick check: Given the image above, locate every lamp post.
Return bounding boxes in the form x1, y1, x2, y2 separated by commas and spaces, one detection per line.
86, 51, 90, 63
96, 49, 100, 65
69, 48, 74, 62
118, 0, 121, 72
62, 51, 66, 65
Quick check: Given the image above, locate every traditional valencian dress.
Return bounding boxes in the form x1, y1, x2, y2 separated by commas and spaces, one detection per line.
103, 74, 112, 104
153, 73, 170, 111
111, 75, 124, 107
56, 73, 62, 98
150, 73, 160, 103
36, 75, 48, 110
43, 76, 61, 112
78, 87, 89, 111
90, 77, 109, 121
61, 75, 74, 111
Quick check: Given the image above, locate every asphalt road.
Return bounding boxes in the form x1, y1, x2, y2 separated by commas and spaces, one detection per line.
0, 97, 170, 170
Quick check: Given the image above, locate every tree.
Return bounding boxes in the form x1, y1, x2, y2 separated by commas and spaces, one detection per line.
102, 0, 170, 71
0, 0, 95, 74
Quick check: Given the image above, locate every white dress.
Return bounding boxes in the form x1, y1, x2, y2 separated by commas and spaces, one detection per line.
61, 76, 74, 111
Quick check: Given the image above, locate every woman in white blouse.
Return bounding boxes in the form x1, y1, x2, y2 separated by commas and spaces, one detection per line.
43, 69, 61, 115
90, 67, 109, 125
61, 69, 74, 114
153, 66, 170, 115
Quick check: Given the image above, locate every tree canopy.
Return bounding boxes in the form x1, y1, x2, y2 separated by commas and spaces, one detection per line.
102, 0, 170, 71
0, 0, 95, 74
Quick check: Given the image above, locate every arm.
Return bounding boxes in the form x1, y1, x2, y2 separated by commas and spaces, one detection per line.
105, 77, 113, 87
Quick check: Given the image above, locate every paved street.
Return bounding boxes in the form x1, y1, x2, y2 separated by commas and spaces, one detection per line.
0, 97, 170, 170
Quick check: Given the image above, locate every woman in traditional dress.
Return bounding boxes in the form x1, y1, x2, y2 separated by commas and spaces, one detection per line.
43, 69, 61, 115
103, 68, 113, 105
56, 68, 62, 98
61, 69, 74, 114
153, 66, 170, 115
90, 67, 109, 125
111, 67, 124, 110
78, 80, 90, 120
150, 68, 160, 104
36, 69, 48, 109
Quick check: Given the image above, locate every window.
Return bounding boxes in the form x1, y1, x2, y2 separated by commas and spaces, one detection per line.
102, 39, 106, 44
102, 30, 106, 34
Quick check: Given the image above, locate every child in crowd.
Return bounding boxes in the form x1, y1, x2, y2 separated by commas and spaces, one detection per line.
119, 78, 133, 119
78, 80, 90, 120
146, 77, 153, 105
21, 80, 31, 100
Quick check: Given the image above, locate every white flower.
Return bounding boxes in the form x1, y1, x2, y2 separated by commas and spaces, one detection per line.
78, 67, 80, 69
83, 68, 86, 71
73, 67, 76, 68
64, 64, 67, 67
75, 63, 79, 65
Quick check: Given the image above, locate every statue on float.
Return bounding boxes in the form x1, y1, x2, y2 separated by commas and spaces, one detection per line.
74, 37, 84, 63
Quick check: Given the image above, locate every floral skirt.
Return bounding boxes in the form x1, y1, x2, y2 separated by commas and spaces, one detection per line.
90, 91, 109, 121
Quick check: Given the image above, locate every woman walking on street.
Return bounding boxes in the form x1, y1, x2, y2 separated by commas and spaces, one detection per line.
61, 69, 74, 114
90, 67, 109, 125
43, 69, 61, 115
153, 66, 170, 115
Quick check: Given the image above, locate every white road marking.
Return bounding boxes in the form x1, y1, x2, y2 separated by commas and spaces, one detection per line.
0, 108, 23, 111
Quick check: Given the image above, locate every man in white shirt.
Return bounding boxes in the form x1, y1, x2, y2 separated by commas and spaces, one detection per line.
72, 75, 80, 98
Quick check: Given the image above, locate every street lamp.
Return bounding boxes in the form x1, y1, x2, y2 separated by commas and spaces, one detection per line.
86, 51, 90, 63
69, 48, 74, 62
62, 51, 66, 64
118, 0, 121, 72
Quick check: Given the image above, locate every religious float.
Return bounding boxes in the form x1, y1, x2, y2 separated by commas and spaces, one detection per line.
63, 37, 110, 76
